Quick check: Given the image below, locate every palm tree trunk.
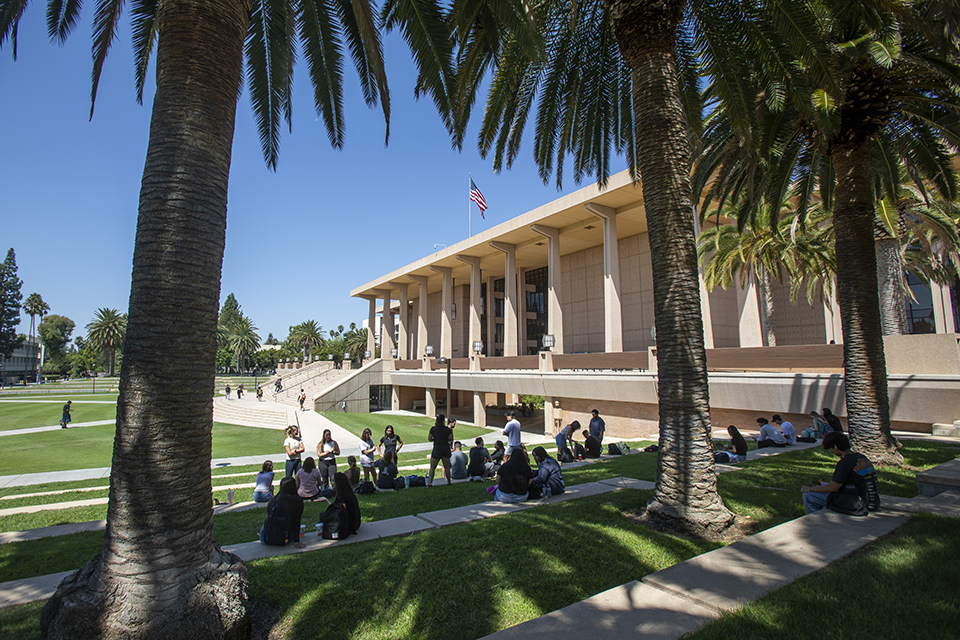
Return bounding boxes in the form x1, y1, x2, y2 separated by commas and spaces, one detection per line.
40, 1, 252, 637
875, 237, 909, 335
611, 0, 734, 535
831, 143, 903, 466
757, 267, 777, 346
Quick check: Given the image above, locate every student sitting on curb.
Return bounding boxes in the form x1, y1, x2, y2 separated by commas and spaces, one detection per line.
800, 432, 881, 515
756, 417, 787, 448
581, 430, 602, 458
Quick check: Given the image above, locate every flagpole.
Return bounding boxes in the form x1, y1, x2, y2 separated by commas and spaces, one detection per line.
468, 173, 472, 238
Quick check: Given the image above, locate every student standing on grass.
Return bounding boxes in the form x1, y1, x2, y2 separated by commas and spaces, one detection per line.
283, 425, 305, 477
60, 400, 72, 428
378, 425, 403, 463
358, 428, 378, 484
800, 432, 881, 515
502, 410, 522, 461
428, 414, 454, 486
316, 429, 341, 490
589, 409, 605, 443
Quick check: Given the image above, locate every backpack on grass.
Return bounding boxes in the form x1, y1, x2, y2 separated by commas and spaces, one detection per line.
260, 496, 292, 546
573, 443, 586, 460
319, 503, 351, 540
557, 447, 575, 463
393, 477, 406, 490
408, 475, 426, 487
357, 481, 376, 495
607, 443, 622, 455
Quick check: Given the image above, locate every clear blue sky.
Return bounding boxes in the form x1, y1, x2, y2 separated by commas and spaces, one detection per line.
2, 10, 607, 343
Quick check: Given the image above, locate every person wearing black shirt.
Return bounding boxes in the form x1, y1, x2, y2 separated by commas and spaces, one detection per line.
468, 437, 494, 480
822, 407, 844, 434
495, 452, 532, 502
427, 414, 454, 486
261, 477, 305, 548
581, 430, 602, 458
319, 472, 361, 535
800, 432, 880, 514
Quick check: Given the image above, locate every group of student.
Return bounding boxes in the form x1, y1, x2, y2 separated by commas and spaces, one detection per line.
258, 471, 361, 548
553, 409, 608, 462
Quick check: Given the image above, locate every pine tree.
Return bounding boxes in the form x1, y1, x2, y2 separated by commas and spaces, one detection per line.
0, 249, 24, 358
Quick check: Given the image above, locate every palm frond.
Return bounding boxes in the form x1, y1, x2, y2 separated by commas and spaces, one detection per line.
46, 0, 82, 42
130, 0, 158, 104
89, 0, 125, 118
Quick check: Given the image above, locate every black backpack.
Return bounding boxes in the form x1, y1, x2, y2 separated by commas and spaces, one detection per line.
607, 443, 622, 455
393, 477, 406, 490
557, 447, 575, 463
320, 503, 352, 540
357, 481, 376, 495
261, 496, 291, 545
827, 478, 869, 516
573, 443, 586, 460
408, 475, 426, 487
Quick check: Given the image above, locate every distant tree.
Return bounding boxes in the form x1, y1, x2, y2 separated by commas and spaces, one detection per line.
218, 293, 242, 333
289, 320, 324, 361
38, 314, 74, 359
0, 249, 24, 358
343, 327, 368, 361
264, 333, 278, 345
229, 314, 260, 372
24, 293, 49, 361
86, 308, 127, 377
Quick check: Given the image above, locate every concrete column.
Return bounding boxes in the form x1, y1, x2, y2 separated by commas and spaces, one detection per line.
823, 282, 843, 344
376, 289, 395, 359
486, 275, 496, 356
395, 282, 410, 359
692, 214, 714, 349
409, 275, 430, 357
518, 267, 528, 353
365, 296, 377, 358
543, 396, 555, 436
585, 203, 623, 352
473, 392, 487, 428
391, 386, 400, 410
490, 242, 518, 356
456, 255, 483, 357
426, 388, 437, 417
531, 224, 564, 353
430, 266, 453, 358
932, 281, 957, 333
736, 276, 763, 347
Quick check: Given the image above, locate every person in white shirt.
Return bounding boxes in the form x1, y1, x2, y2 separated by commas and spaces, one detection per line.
756, 417, 787, 448
773, 414, 796, 445
502, 410, 522, 461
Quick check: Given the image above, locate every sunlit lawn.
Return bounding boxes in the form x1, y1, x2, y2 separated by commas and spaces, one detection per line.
0, 401, 119, 431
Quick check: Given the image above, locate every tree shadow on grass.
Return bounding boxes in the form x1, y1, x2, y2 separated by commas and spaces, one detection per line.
247, 489, 720, 640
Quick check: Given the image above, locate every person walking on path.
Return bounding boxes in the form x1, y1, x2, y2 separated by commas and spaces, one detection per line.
225, 384, 231, 400
237, 383, 244, 399
502, 410, 522, 461
428, 414, 454, 486
60, 400, 72, 429
299, 389, 306, 411
257, 385, 264, 402
800, 432, 880, 514
589, 409, 606, 444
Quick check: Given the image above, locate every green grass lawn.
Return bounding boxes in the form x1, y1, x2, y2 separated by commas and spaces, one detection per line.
321, 412, 497, 444
0, 401, 120, 431
688, 513, 960, 639
0, 423, 286, 476
0, 440, 955, 640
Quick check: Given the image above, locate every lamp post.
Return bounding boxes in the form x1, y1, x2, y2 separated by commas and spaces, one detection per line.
390, 348, 398, 359
425, 345, 434, 358
437, 356, 452, 416
542, 334, 555, 351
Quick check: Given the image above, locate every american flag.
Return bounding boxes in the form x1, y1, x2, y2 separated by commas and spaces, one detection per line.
470, 178, 487, 218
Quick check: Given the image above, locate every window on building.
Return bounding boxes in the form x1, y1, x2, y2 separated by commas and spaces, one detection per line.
369, 385, 392, 412
906, 273, 935, 334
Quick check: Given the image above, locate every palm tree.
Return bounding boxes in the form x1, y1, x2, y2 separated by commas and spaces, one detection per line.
23, 293, 49, 378
229, 314, 260, 373
454, 0, 830, 535
343, 326, 368, 361
698, 203, 836, 346
85, 308, 127, 377
4, 0, 462, 634
290, 319, 324, 361
694, 0, 960, 466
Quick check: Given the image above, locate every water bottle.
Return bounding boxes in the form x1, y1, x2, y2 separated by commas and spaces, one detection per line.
227, 489, 235, 505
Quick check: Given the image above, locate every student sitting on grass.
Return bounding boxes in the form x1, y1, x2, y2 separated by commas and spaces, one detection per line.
494, 448, 532, 503
376, 451, 399, 489
756, 417, 787, 448
296, 457, 322, 500
468, 437, 494, 481
581, 430, 602, 458
450, 441, 469, 480
490, 440, 506, 466
317, 471, 361, 536
253, 460, 275, 502
531, 446, 564, 498
800, 432, 880, 515
714, 425, 748, 463
345, 455, 361, 489
260, 477, 304, 548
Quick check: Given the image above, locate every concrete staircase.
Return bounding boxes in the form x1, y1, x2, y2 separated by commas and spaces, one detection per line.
272, 367, 355, 409
212, 397, 289, 428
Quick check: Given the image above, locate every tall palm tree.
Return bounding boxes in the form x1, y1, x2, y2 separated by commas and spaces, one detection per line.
290, 319, 324, 361
85, 308, 127, 376
694, 0, 960, 466
455, 0, 829, 535
23, 293, 49, 377
229, 314, 260, 373
3, 0, 463, 634
698, 203, 836, 346
343, 326, 368, 360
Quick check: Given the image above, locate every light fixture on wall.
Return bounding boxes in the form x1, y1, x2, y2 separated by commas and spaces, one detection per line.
542, 334, 555, 350
390, 348, 398, 358
364, 350, 371, 359
425, 345, 434, 357
451, 303, 457, 320
328, 354, 334, 360
473, 341, 483, 355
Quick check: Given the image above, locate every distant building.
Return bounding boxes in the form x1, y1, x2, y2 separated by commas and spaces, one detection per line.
0, 336, 41, 386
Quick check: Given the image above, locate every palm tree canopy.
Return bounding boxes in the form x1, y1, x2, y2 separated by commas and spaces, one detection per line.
85, 307, 128, 351
24, 292, 49, 319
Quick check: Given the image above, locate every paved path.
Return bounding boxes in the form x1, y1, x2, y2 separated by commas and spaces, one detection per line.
0, 420, 116, 437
